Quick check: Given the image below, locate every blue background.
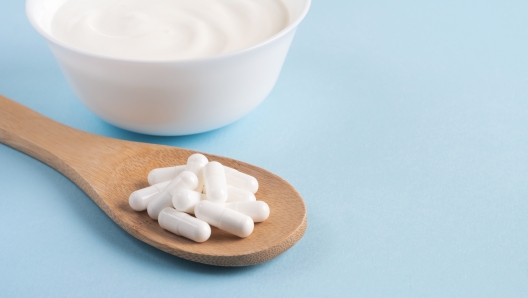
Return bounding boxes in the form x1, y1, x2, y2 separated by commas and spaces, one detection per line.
1, 0, 528, 296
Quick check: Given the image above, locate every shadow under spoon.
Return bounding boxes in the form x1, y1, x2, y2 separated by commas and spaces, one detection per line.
0, 95, 307, 266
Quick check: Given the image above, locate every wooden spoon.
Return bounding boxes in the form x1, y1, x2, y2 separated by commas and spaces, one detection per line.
0, 95, 307, 266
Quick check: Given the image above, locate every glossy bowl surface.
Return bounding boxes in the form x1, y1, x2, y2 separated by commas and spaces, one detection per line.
26, 0, 311, 135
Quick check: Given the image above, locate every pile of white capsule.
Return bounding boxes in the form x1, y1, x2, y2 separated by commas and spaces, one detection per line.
129, 153, 270, 243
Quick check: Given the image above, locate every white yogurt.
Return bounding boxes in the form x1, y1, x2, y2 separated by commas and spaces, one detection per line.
50, 0, 290, 60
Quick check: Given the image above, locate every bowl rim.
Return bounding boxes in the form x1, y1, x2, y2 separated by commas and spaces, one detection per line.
26, 0, 311, 64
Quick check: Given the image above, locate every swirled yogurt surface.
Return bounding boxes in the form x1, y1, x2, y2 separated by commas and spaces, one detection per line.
50, 0, 290, 60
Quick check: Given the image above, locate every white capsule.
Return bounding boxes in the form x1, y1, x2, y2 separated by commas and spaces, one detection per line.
172, 188, 206, 214
204, 161, 228, 203
158, 208, 211, 243
147, 165, 185, 185
224, 166, 259, 194
147, 171, 198, 220
129, 181, 170, 211
195, 200, 254, 238
224, 201, 270, 222
185, 154, 208, 192
226, 185, 256, 202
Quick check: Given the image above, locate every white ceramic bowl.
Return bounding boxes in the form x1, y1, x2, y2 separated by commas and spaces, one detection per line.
26, 0, 310, 135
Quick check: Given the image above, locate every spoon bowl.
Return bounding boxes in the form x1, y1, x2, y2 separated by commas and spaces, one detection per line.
0, 95, 307, 266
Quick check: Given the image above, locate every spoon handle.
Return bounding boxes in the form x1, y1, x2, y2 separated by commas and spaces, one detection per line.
0, 95, 131, 195
0, 95, 84, 162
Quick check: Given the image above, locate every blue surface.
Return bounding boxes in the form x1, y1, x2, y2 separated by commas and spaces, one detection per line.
1, 0, 528, 296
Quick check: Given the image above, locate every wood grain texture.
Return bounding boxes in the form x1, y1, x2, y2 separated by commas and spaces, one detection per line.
0, 95, 307, 266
